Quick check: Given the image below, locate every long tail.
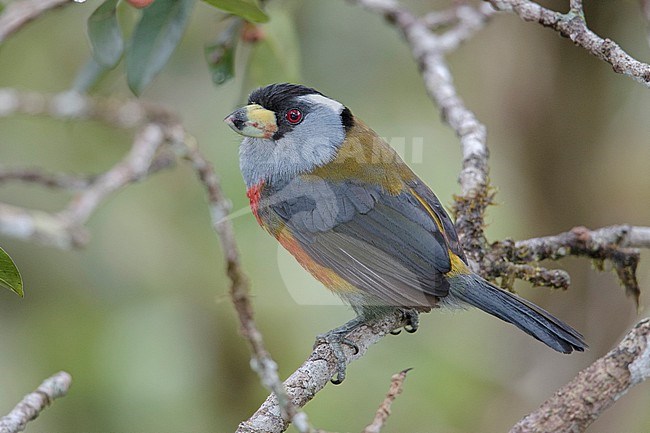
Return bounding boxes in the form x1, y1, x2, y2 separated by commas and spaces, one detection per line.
448, 273, 587, 353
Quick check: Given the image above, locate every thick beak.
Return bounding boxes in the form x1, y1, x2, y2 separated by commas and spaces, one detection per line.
224, 104, 278, 139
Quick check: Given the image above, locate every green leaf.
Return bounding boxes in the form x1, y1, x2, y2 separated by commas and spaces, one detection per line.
0, 246, 23, 297
87, 0, 124, 68
201, 0, 268, 23
205, 19, 241, 86
71, 57, 110, 93
126, 0, 196, 95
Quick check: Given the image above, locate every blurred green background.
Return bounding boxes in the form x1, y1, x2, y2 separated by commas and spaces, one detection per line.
1, 0, 650, 432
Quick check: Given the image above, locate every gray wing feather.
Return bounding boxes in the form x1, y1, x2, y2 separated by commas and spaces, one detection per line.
266, 175, 452, 306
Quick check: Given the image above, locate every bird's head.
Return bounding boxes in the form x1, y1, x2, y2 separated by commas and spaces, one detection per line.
225, 83, 354, 187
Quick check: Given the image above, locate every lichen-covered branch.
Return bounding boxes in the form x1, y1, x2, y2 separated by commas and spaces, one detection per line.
510, 318, 650, 433
514, 225, 650, 255
487, 0, 650, 87
483, 225, 650, 300
0, 371, 72, 433
236, 312, 408, 433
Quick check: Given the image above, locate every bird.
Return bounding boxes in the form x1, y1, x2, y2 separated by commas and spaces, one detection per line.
224, 83, 586, 383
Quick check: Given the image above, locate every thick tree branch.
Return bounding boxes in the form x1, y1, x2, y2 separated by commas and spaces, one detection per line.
0, 371, 72, 433
510, 318, 650, 433
487, 0, 650, 87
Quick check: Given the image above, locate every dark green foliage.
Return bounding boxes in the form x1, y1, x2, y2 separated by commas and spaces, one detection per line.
0, 246, 23, 297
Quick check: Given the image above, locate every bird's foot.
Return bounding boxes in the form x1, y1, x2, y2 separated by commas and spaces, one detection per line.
314, 316, 365, 385
403, 309, 420, 333
390, 309, 420, 335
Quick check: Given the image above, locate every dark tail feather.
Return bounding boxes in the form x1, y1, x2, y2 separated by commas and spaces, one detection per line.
449, 273, 587, 353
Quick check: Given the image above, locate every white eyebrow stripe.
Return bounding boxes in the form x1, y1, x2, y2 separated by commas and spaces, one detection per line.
300, 94, 344, 113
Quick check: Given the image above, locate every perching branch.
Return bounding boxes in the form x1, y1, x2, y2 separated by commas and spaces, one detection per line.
487, 0, 650, 87
0, 371, 72, 433
510, 318, 650, 433
236, 312, 409, 433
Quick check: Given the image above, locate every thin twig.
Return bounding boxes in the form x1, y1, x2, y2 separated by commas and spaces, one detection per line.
487, 0, 650, 87
0, 88, 313, 431
484, 225, 649, 300
0, 124, 172, 248
0, 0, 73, 43
514, 225, 650, 255
348, 0, 493, 267
58, 124, 170, 227
362, 369, 411, 433
0, 89, 179, 128
569, 0, 583, 15
510, 318, 650, 433
175, 137, 313, 433
436, 3, 497, 53
0, 167, 94, 190
0, 90, 181, 248
0, 371, 72, 433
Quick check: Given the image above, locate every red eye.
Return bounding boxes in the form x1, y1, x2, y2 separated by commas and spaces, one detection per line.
285, 108, 303, 124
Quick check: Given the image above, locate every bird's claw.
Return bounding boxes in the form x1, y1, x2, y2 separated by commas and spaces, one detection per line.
391, 309, 420, 334
404, 309, 419, 333
314, 317, 365, 384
